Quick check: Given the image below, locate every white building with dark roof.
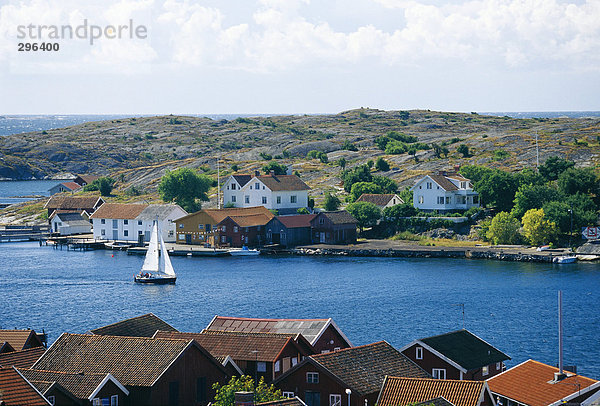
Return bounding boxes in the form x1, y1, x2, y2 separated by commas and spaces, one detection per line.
223, 171, 311, 214
50, 212, 92, 235
411, 171, 479, 212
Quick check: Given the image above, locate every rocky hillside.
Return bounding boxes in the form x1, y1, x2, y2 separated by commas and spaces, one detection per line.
1, 109, 599, 206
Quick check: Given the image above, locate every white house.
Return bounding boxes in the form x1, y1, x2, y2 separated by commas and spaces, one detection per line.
50, 212, 92, 235
355, 193, 404, 210
48, 181, 82, 195
411, 172, 479, 212
223, 171, 311, 215
89, 203, 187, 242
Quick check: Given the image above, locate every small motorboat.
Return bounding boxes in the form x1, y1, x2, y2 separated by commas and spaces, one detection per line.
228, 246, 260, 256
536, 245, 550, 251
134, 221, 177, 284
553, 255, 577, 264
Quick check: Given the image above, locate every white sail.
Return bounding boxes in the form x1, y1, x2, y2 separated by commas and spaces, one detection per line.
141, 222, 159, 272
159, 233, 176, 276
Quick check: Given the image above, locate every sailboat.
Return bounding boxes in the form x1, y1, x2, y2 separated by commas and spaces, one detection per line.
134, 221, 177, 284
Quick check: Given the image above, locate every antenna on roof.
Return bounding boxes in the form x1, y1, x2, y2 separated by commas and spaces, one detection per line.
451, 303, 465, 329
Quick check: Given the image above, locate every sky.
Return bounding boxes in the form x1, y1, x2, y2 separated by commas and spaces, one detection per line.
0, 0, 599, 114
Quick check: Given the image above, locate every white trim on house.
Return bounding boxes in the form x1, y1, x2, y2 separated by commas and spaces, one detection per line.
13, 366, 52, 405
411, 174, 479, 212
399, 340, 468, 373
88, 373, 129, 400
312, 318, 353, 348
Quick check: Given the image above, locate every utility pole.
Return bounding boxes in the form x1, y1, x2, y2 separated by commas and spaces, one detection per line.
535, 132, 539, 171
568, 206, 573, 250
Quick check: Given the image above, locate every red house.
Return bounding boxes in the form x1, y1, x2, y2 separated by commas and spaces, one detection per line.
273, 341, 429, 406
310, 211, 357, 245
216, 211, 274, 247
32, 333, 230, 406
400, 329, 510, 381
205, 316, 352, 354
154, 330, 314, 383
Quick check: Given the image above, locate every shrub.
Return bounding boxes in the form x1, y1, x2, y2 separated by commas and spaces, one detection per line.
323, 193, 341, 211
486, 212, 521, 245
522, 208, 558, 246
375, 157, 389, 171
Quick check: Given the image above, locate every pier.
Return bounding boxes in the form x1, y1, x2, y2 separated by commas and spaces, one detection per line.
0, 225, 50, 243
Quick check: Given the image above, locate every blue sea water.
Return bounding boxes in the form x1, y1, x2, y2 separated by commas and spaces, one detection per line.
0, 242, 599, 379
0, 180, 60, 205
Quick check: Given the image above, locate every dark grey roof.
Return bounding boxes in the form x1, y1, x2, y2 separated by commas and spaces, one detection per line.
135, 204, 186, 221
232, 175, 253, 187
90, 313, 178, 338
322, 211, 357, 225
54, 212, 90, 226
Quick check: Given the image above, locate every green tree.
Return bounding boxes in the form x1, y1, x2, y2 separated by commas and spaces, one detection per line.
341, 140, 358, 151
457, 144, 470, 157
367, 159, 374, 169
383, 203, 418, 220
460, 165, 495, 184
431, 143, 449, 158
539, 156, 575, 181
346, 202, 381, 231
486, 212, 521, 245
515, 167, 545, 188
337, 157, 347, 169
84, 177, 115, 196
231, 164, 239, 172
372, 175, 397, 194
542, 201, 572, 233
262, 162, 287, 175
323, 193, 341, 211
473, 170, 519, 212
350, 182, 383, 201
297, 207, 309, 214
522, 208, 558, 246
213, 376, 282, 406
557, 167, 599, 196
511, 184, 562, 219
158, 168, 212, 212
342, 165, 372, 192
375, 157, 389, 172
398, 187, 413, 205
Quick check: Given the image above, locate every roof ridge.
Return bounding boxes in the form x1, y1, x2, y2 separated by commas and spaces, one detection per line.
66, 332, 189, 342
390, 376, 483, 385
215, 316, 330, 322
20, 368, 106, 377
312, 340, 387, 358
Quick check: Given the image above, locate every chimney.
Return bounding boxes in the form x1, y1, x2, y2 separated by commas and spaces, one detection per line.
235, 392, 254, 406
254, 170, 260, 177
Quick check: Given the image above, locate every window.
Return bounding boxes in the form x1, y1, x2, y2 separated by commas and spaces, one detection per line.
262, 186, 265, 190
321, 350, 330, 354
437, 196, 444, 204
231, 183, 236, 190
445, 196, 451, 204
124, 230, 129, 237
334, 347, 341, 351
432, 368, 446, 379
231, 195, 236, 202
101, 219, 106, 224
319, 218, 325, 225
124, 219, 128, 225
221, 236, 226, 243
482, 365, 489, 376
262, 196, 267, 204
255, 182, 260, 189
330, 394, 341, 406
179, 234, 184, 240
277, 196, 281, 204
139, 230, 143, 235
93, 399, 101, 406
274, 360, 281, 372
245, 195, 250, 204
461, 181, 467, 189
257, 361, 267, 372
416, 346, 423, 360
138, 220, 142, 226
427, 182, 432, 189
101, 229, 106, 236
418, 195, 424, 204
283, 392, 295, 398
221, 225, 226, 232
112, 220, 118, 228
198, 224, 204, 230
197, 377, 207, 402
234, 226, 239, 233
290, 195, 297, 203
179, 223, 184, 229
168, 230, 173, 237
307, 372, 319, 383
206, 224, 211, 231
48, 396, 55, 406
291, 357, 298, 366
496, 362, 502, 370
111, 395, 119, 406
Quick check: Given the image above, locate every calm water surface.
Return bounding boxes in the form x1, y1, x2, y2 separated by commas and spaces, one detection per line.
1, 242, 599, 378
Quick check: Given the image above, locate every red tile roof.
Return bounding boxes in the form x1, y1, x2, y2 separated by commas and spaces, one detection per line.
154, 331, 296, 362
309, 341, 429, 395
256, 174, 311, 191
89, 313, 177, 338
487, 359, 599, 406
89, 203, 148, 220
206, 316, 351, 347
0, 366, 50, 405
0, 342, 15, 353
222, 213, 275, 228
60, 182, 82, 191
177, 206, 274, 224
0, 347, 46, 369
276, 214, 317, 229
0, 330, 43, 351
377, 377, 489, 406
32, 333, 196, 387
355, 194, 403, 207
44, 196, 103, 210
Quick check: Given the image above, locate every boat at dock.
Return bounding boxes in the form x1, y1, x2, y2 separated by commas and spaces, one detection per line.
553, 255, 577, 264
134, 222, 176, 284
228, 246, 260, 256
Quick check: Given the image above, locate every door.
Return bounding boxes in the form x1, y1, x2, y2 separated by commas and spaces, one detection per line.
272, 233, 280, 244
185, 234, 192, 244
112, 229, 118, 240
319, 232, 326, 243
305, 391, 320, 406
145, 231, 150, 242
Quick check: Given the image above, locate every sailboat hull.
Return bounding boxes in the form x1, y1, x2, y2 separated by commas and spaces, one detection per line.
134, 275, 177, 284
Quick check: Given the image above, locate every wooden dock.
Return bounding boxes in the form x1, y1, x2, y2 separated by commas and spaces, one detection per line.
0, 225, 50, 243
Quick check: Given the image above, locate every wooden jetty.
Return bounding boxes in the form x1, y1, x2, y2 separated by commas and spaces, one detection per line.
0, 225, 50, 243
127, 246, 230, 257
